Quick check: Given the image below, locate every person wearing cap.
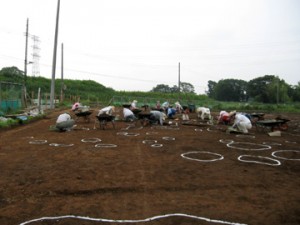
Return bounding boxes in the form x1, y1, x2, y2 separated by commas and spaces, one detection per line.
98, 106, 115, 116
71, 102, 82, 112
55, 112, 75, 132
218, 111, 231, 125
161, 101, 170, 114
130, 100, 138, 110
196, 107, 212, 120
175, 101, 183, 113
149, 110, 166, 125
231, 112, 252, 134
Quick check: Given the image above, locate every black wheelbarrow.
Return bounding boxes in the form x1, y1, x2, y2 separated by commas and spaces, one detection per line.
95, 115, 115, 130
137, 112, 152, 126
256, 119, 290, 132
74, 110, 93, 123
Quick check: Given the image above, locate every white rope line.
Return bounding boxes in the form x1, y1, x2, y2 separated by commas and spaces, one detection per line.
142, 140, 157, 144
238, 155, 281, 166
125, 133, 140, 136
19, 213, 247, 225
285, 140, 297, 144
29, 140, 47, 144
271, 150, 300, 161
81, 138, 102, 143
181, 151, 224, 162
49, 143, 74, 147
219, 139, 234, 144
116, 132, 128, 135
235, 135, 255, 139
146, 132, 158, 135
162, 137, 175, 141
151, 143, 163, 148
194, 128, 203, 132
262, 142, 282, 146
95, 144, 117, 148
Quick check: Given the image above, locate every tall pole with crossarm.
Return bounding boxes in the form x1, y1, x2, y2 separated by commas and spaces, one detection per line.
50, 0, 60, 109
23, 18, 29, 108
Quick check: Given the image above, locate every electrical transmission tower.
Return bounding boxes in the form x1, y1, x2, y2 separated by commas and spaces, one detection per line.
31, 35, 41, 76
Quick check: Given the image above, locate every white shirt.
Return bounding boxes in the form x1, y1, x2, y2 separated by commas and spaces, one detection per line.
150, 110, 164, 125
123, 108, 134, 117
56, 113, 71, 123
233, 114, 251, 127
98, 106, 113, 116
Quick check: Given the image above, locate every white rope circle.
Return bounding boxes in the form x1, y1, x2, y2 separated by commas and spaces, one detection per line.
19, 213, 247, 225
95, 143, 117, 148
271, 150, 300, 161
227, 142, 271, 151
81, 138, 101, 143
29, 140, 47, 144
162, 137, 175, 141
49, 143, 74, 147
181, 151, 224, 162
142, 140, 157, 144
151, 143, 163, 148
219, 139, 234, 144
238, 155, 281, 166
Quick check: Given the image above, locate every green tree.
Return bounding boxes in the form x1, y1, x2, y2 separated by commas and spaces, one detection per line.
214, 79, 248, 101
180, 82, 195, 94
247, 75, 290, 103
289, 82, 300, 102
150, 84, 173, 93
0, 66, 24, 83
206, 80, 217, 98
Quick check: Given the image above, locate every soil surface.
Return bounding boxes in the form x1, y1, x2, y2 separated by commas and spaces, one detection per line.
0, 108, 300, 225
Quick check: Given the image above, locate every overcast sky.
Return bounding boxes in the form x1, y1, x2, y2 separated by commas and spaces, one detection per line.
1, 0, 299, 94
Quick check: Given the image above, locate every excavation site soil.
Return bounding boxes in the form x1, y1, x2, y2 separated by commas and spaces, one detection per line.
0, 108, 299, 225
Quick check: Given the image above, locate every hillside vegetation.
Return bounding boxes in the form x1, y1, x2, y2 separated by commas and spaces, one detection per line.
1, 66, 300, 113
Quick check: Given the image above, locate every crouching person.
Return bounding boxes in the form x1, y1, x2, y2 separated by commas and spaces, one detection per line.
149, 110, 166, 125
56, 112, 75, 132
231, 112, 252, 134
123, 107, 136, 122
196, 107, 211, 120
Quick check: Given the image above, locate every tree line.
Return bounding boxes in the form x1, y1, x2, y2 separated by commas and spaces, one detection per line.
151, 75, 300, 103
1, 66, 300, 104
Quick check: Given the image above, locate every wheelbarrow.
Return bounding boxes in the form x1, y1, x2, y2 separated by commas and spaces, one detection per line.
256, 119, 290, 132
94, 115, 115, 130
137, 112, 152, 126
74, 110, 93, 123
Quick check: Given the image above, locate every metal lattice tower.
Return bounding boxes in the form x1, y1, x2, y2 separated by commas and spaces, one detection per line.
31, 35, 41, 76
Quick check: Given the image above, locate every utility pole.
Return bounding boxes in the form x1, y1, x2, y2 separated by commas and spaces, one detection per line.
60, 43, 64, 103
178, 62, 181, 93
23, 18, 29, 108
50, 0, 60, 109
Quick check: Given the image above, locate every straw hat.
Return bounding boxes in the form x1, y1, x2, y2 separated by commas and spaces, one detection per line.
228, 110, 237, 117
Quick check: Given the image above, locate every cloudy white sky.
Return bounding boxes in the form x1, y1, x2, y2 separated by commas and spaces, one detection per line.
1, 0, 299, 94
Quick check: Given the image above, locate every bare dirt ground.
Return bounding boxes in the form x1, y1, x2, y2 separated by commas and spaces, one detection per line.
0, 108, 299, 225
